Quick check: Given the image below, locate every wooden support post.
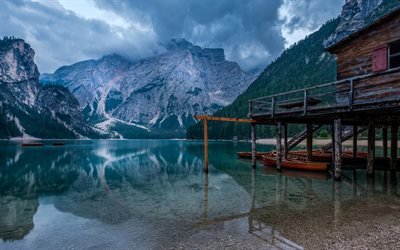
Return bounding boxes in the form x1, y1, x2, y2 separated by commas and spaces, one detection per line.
367, 121, 375, 176
391, 124, 398, 171
276, 122, 282, 171
284, 123, 288, 159
203, 114, 209, 173
306, 123, 313, 161
334, 119, 342, 181
383, 127, 388, 159
251, 123, 257, 168
331, 123, 335, 166
352, 125, 358, 159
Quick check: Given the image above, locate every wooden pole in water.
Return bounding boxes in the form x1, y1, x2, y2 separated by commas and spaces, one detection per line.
276, 122, 282, 171
334, 119, 342, 181
352, 125, 358, 159
367, 121, 375, 176
383, 127, 388, 159
203, 114, 209, 173
251, 123, 257, 168
306, 123, 313, 161
331, 123, 335, 165
283, 123, 288, 159
391, 124, 398, 171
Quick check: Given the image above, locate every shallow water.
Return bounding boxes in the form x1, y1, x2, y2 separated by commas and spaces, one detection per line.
0, 140, 400, 249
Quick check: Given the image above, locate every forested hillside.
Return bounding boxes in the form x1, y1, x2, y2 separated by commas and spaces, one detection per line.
187, 18, 340, 139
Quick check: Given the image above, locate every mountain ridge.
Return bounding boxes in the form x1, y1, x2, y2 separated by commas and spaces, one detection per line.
0, 37, 107, 139
41, 38, 255, 138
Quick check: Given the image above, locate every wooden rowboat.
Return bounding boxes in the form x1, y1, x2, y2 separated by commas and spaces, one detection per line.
237, 152, 267, 159
21, 143, 44, 147
289, 150, 369, 163
261, 152, 328, 172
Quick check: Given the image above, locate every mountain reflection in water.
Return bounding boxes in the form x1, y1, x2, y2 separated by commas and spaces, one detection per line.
0, 140, 399, 249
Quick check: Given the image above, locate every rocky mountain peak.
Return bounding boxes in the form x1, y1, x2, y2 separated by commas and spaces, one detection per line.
164, 38, 225, 62
324, 0, 385, 48
165, 38, 195, 51
0, 37, 39, 83
41, 39, 253, 138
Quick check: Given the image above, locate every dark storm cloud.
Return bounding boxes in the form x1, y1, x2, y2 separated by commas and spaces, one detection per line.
0, 0, 161, 73
94, 0, 285, 70
280, 0, 344, 31
0, 0, 344, 73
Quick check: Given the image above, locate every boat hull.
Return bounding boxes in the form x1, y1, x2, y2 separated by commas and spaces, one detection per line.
261, 153, 328, 172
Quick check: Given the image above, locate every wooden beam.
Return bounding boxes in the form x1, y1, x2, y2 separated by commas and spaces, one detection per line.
352, 125, 358, 159
391, 124, 398, 171
383, 127, 388, 159
276, 122, 282, 171
367, 121, 375, 176
203, 114, 209, 173
306, 123, 313, 161
334, 119, 342, 181
283, 123, 288, 159
194, 115, 256, 123
251, 123, 257, 168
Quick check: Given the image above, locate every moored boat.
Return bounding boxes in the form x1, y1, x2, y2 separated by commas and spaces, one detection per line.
52, 142, 65, 146
236, 152, 267, 159
21, 142, 45, 147
261, 152, 328, 172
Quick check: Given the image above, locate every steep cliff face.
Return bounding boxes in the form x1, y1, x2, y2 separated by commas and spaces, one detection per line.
42, 39, 254, 138
324, 0, 399, 47
0, 37, 105, 139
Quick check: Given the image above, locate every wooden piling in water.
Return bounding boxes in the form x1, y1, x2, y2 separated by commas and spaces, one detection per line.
383, 127, 388, 159
276, 122, 282, 171
306, 123, 313, 161
367, 121, 375, 176
334, 119, 342, 181
251, 123, 256, 168
203, 114, 209, 173
391, 124, 398, 171
352, 125, 358, 159
284, 123, 288, 159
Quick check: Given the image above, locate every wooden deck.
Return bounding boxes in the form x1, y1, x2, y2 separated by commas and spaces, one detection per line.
248, 67, 400, 125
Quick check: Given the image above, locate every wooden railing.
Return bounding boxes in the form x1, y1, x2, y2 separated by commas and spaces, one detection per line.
248, 67, 400, 117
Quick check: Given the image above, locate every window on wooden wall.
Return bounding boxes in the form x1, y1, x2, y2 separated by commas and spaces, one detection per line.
389, 41, 400, 69
372, 46, 388, 72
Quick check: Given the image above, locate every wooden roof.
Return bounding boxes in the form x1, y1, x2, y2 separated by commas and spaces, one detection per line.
326, 7, 400, 52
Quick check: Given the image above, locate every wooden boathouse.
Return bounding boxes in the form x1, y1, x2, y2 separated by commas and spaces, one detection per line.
246, 7, 400, 180
197, 7, 400, 181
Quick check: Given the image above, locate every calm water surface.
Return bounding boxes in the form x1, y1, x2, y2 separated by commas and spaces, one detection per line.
1, 140, 400, 249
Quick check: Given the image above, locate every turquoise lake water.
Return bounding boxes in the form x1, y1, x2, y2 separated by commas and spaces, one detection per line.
1, 140, 400, 249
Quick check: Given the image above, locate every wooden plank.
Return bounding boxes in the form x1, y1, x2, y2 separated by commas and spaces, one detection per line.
306, 123, 313, 161
391, 124, 398, 171
367, 121, 375, 176
203, 114, 209, 173
251, 123, 257, 168
276, 122, 282, 171
334, 119, 342, 181
194, 115, 256, 123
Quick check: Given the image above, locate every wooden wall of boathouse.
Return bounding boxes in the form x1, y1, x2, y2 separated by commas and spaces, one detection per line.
328, 10, 400, 103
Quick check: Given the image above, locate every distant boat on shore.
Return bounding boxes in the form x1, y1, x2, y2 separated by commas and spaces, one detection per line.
21, 142, 44, 147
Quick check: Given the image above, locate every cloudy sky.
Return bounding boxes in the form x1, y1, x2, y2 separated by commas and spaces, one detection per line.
0, 0, 344, 73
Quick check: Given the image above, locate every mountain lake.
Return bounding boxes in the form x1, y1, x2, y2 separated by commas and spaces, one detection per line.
1, 140, 400, 249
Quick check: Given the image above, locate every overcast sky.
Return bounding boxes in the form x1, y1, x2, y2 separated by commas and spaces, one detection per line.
0, 0, 344, 73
